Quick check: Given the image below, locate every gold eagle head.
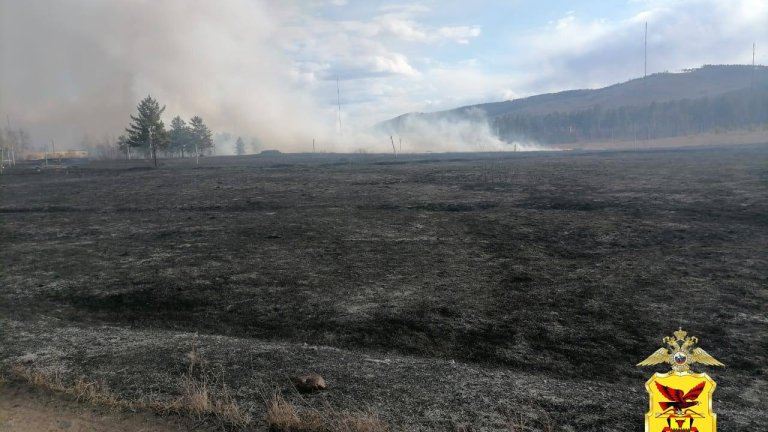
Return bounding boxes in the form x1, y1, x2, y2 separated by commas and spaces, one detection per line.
637, 328, 724, 372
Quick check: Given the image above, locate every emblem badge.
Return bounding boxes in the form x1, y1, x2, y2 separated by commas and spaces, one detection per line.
638, 328, 724, 432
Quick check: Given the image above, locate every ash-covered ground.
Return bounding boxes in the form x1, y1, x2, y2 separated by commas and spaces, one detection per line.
1, 145, 766, 431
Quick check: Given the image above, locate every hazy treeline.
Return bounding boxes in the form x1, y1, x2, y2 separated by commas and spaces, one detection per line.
493, 86, 768, 144
0, 127, 32, 166
81, 97, 260, 161
116, 95, 214, 165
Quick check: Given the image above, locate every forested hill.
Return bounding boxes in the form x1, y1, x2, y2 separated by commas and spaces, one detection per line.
380, 65, 768, 145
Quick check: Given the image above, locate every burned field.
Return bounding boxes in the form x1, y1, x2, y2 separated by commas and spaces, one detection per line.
1, 146, 767, 431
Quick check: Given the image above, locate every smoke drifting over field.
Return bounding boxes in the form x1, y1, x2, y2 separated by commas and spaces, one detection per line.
380, 110, 546, 153
1, 1, 553, 155
3, 0, 767, 154
1, 1, 326, 152
1, 1, 508, 154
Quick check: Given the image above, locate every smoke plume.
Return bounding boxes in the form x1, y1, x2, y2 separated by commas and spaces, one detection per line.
1, 0, 329, 152
0, 1, 551, 154
381, 108, 546, 153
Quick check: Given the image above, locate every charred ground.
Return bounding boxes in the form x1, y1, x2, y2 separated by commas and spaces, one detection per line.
1, 145, 766, 431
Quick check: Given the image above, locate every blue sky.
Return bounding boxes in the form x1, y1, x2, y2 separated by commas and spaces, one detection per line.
288, 0, 766, 129
2, 0, 767, 151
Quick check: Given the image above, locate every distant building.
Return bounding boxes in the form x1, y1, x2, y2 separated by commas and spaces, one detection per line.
259, 149, 282, 155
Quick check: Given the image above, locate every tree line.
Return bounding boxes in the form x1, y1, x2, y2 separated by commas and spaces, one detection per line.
491, 86, 768, 144
0, 127, 31, 168
3, 95, 256, 166
119, 95, 213, 166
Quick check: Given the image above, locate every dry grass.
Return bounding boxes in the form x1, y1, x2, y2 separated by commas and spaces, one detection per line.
170, 374, 252, 427
266, 393, 313, 431
502, 407, 559, 432
8, 344, 384, 432
6, 339, 391, 432
334, 413, 389, 432
10, 365, 128, 410
266, 393, 388, 432
8, 363, 251, 429
504, 412, 528, 431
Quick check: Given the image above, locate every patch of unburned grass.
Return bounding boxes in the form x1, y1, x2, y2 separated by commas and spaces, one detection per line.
8, 364, 251, 429
10, 365, 126, 410
266, 393, 388, 432
170, 374, 252, 427
8, 340, 388, 432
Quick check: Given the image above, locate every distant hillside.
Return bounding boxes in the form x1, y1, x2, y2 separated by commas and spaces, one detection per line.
381, 65, 768, 145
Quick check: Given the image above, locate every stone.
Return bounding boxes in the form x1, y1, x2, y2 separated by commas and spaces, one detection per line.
291, 373, 327, 393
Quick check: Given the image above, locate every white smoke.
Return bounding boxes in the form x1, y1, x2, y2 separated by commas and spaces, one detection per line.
379, 108, 547, 153
0, 1, 550, 154
0, 0, 326, 152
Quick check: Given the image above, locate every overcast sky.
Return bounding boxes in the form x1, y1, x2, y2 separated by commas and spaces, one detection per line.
1, 0, 766, 151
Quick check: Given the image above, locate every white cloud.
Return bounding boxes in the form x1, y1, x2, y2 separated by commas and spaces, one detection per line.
512, 0, 768, 93
436, 26, 482, 44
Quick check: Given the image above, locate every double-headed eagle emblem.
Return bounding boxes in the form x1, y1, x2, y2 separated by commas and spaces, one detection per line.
637, 328, 724, 372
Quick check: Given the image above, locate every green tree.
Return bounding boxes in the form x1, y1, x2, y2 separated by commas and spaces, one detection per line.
126, 95, 168, 167
189, 116, 213, 156
235, 136, 245, 155
169, 116, 192, 158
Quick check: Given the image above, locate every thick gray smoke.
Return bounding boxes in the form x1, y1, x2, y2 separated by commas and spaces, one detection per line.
1, 0, 327, 152
0, 1, 549, 154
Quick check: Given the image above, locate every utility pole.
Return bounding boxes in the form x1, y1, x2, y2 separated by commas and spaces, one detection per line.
644, 22, 650, 147
336, 77, 342, 136
312, 138, 316, 153
752, 42, 756, 88
644, 22, 648, 79
6, 115, 15, 166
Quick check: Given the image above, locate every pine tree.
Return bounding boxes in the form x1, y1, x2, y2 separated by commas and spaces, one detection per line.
169, 116, 192, 158
235, 136, 245, 155
189, 116, 213, 156
126, 95, 167, 167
